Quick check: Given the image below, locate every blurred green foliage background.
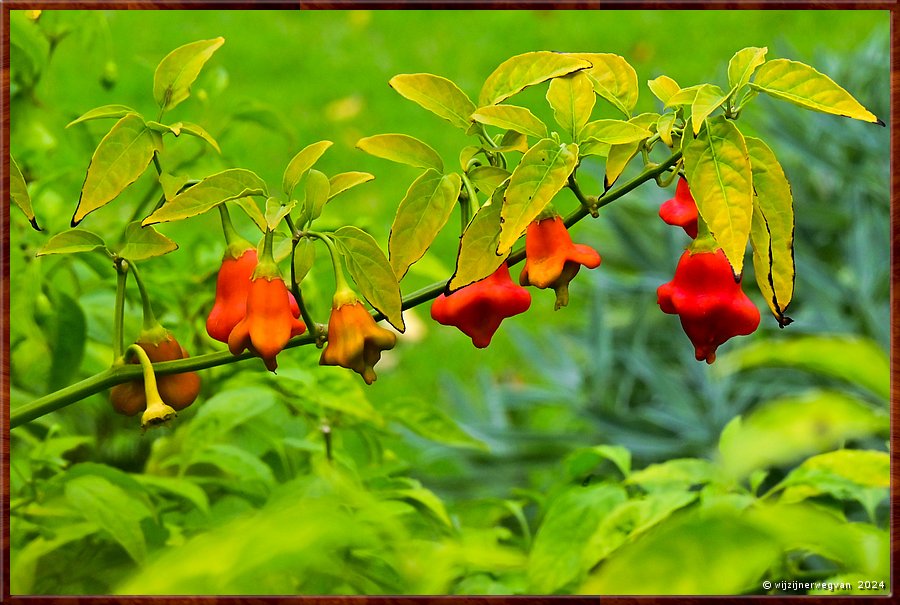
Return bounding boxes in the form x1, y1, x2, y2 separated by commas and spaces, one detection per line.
9, 9, 890, 596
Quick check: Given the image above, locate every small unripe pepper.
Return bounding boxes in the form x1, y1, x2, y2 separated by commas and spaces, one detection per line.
319, 291, 397, 385
518, 215, 601, 309
659, 177, 699, 238
431, 262, 531, 348
110, 328, 201, 415
657, 248, 760, 364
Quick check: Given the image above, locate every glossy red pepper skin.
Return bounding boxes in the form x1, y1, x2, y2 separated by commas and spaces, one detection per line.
657, 248, 760, 364
519, 216, 601, 309
659, 177, 699, 238
227, 276, 307, 371
110, 332, 201, 415
431, 262, 531, 348
320, 301, 397, 384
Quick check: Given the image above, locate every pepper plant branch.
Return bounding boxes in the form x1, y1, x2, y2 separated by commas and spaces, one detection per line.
112, 260, 128, 362
12, 149, 682, 430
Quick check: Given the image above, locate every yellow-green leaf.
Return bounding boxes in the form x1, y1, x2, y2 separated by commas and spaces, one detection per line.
727, 47, 768, 92
745, 136, 794, 324
449, 186, 508, 291
726, 335, 889, 401
333, 226, 404, 332
459, 145, 482, 170
72, 114, 160, 226
682, 116, 753, 274
116, 221, 177, 261
356, 133, 443, 172
389, 73, 477, 131
328, 171, 374, 199
497, 139, 578, 255
579, 140, 611, 158
665, 84, 704, 107
158, 172, 190, 202
178, 122, 220, 153
264, 198, 296, 231
471, 105, 548, 140
690, 84, 728, 135
479, 51, 591, 107
10, 155, 39, 230
581, 119, 651, 145
37, 229, 108, 257
647, 75, 680, 105
304, 169, 330, 223
234, 198, 267, 232
282, 141, 332, 200
143, 169, 267, 225
467, 165, 510, 197
546, 71, 595, 141
750, 58, 880, 124
570, 52, 638, 117
788, 450, 889, 489
657, 112, 676, 147
389, 169, 461, 280
153, 37, 224, 112
66, 104, 137, 128
292, 237, 316, 284
604, 113, 659, 188
494, 129, 529, 153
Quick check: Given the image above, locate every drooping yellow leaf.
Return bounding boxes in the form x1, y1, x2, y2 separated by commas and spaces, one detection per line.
479, 52, 591, 107
546, 71, 595, 141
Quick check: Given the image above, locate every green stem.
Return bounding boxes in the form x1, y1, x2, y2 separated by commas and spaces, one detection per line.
290, 236, 320, 338
307, 231, 352, 295
112, 260, 128, 362
459, 172, 479, 229
219, 204, 251, 252
15, 150, 683, 429
129, 262, 159, 331
152, 152, 163, 176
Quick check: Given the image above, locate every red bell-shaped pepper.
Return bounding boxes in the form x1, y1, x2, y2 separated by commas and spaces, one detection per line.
320, 297, 397, 385
228, 275, 307, 372
519, 215, 601, 309
659, 177, 699, 238
431, 262, 531, 348
657, 248, 760, 364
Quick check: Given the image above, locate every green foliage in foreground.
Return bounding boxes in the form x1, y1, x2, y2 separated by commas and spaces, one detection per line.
10, 336, 889, 595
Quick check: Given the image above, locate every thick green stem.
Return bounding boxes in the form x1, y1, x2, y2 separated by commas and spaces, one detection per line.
112, 261, 129, 362
307, 231, 352, 299
129, 262, 160, 331
459, 172, 479, 230
219, 204, 252, 254
16, 151, 682, 429
152, 152, 163, 176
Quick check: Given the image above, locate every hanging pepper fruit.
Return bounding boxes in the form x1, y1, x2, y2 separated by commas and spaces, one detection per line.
206, 247, 259, 343
659, 177, 699, 238
432, 262, 531, 348
657, 247, 760, 364
110, 327, 202, 415
319, 290, 397, 385
518, 215, 602, 309
227, 231, 306, 371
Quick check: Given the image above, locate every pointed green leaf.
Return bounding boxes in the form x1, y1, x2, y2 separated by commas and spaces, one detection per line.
389, 169, 461, 280
665, 84, 704, 107
728, 47, 768, 92
579, 140, 611, 158
333, 226, 404, 332
468, 165, 511, 197
73, 115, 160, 225
682, 116, 753, 274
380, 397, 488, 451
282, 140, 332, 198
726, 335, 888, 401
305, 169, 331, 223
36, 229, 108, 257
389, 73, 477, 130
570, 53, 638, 117
143, 169, 267, 225
178, 121, 220, 153
497, 139, 578, 255
479, 51, 591, 107
66, 104, 137, 128
292, 237, 316, 284
449, 186, 508, 291
657, 112, 676, 147
10, 155, 39, 229
546, 71, 595, 141
604, 113, 658, 187
328, 171, 374, 199
581, 119, 651, 145
647, 75, 680, 105
690, 84, 729, 134
153, 37, 225, 112
145, 120, 181, 135
234, 198, 267, 232
356, 133, 443, 172
264, 198, 296, 231
132, 474, 209, 514
117, 221, 178, 261
745, 136, 795, 324
750, 59, 880, 123
471, 105, 548, 140
158, 172, 190, 202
